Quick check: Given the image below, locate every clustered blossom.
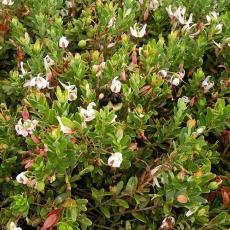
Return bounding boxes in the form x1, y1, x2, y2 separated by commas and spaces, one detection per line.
157, 68, 185, 87
8, 222, 22, 230
80, 102, 96, 126
59, 80, 78, 101
166, 5, 193, 29
15, 119, 38, 137
130, 23, 147, 38
202, 76, 214, 93
110, 77, 122, 93
92, 62, 106, 77
24, 74, 48, 89
108, 152, 123, 168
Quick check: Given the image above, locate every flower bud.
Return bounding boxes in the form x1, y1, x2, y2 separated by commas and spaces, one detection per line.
78, 40, 87, 48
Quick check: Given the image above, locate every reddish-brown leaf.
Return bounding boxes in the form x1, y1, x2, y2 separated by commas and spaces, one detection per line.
41, 208, 62, 230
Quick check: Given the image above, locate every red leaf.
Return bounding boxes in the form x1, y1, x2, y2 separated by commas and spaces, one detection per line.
41, 208, 62, 230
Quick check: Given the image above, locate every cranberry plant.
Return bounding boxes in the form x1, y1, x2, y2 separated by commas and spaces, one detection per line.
0, 0, 230, 229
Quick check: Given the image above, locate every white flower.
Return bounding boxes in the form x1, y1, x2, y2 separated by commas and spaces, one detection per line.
19, 62, 27, 76
16, 172, 29, 185
2, 0, 14, 5
59, 80, 77, 101
56, 116, 74, 134
166, 5, 192, 26
214, 24, 223, 35
185, 210, 193, 217
44, 55, 55, 70
158, 70, 168, 78
108, 152, 123, 168
170, 77, 180, 86
111, 114, 117, 123
108, 16, 116, 28
130, 23, 147, 38
8, 222, 22, 230
66, 0, 73, 8
192, 126, 206, 137
110, 77, 121, 93
15, 119, 38, 137
24, 75, 48, 89
196, 127, 205, 134
202, 76, 214, 93
80, 102, 96, 123
206, 11, 218, 24
92, 62, 106, 77
107, 42, 116, 48
182, 96, 190, 103
149, 0, 160, 11
151, 165, 162, 188
59, 36, 69, 48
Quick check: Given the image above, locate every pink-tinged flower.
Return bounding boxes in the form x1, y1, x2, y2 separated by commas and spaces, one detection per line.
15, 119, 38, 137
8, 222, 22, 230
24, 74, 48, 89
108, 152, 123, 168
80, 102, 96, 123
130, 23, 147, 38
59, 80, 77, 101
121, 70, 126, 81
44, 55, 55, 70
2, 0, 14, 5
16, 172, 29, 185
56, 116, 74, 134
110, 77, 121, 93
202, 76, 214, 93
132, 51, 137, 65
59, 36, 69, 48
159, 216, 175, 230
22, 109, 29, 121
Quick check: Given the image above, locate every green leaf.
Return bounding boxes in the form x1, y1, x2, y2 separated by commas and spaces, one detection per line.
100, 206, 111, 218
79, 216, 92, 226
125, 176, 138, 195
132, 212, 147, 223
115, 199, 129, 208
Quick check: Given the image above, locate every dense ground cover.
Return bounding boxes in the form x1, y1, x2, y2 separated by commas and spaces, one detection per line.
0, 0, 230, 229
